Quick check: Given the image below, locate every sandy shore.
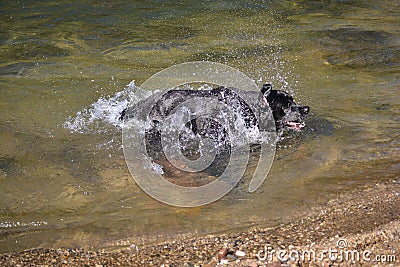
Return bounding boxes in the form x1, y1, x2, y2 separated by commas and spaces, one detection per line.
1, 179, 399, 266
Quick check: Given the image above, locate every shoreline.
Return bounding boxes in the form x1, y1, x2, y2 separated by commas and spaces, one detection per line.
1, 179, 399, 266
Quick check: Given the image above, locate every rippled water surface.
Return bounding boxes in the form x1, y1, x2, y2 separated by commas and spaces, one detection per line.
1, 0, 399, 252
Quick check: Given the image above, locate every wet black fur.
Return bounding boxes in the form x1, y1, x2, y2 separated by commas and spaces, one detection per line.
120, 84, 309, 134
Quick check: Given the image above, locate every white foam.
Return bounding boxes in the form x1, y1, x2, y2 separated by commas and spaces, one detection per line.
63, 81, 150, 133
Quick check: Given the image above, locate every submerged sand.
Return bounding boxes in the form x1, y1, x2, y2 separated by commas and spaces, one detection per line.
1, 179, 399, 266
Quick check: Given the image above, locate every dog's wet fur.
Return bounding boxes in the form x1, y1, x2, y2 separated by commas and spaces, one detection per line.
120, 84, 309, 135
120, 84, 309, 184
261, 84, 309, 132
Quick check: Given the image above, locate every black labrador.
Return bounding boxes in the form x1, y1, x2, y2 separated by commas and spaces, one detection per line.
120, 84, 309, 137
120, 84, 309, 181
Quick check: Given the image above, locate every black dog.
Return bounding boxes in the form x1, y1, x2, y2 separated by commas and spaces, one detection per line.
262, 84, 309, 132
120, 84, 309, 136
120, 84, 309, 183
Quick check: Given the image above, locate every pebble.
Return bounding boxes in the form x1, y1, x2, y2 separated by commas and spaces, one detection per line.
235, 250, 245, 257
218, 248, 228, 260
265, 261, 281, 267
220, 258, 229, 264
247, 262, 258, 267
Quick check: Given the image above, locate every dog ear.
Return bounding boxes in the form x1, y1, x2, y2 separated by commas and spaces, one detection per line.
261, 84, 272, 95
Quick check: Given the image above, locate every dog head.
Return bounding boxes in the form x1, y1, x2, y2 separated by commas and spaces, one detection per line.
262, 84, 309, 131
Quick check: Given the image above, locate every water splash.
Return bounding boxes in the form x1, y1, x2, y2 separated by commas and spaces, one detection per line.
63, 81, 150, 133
63, 81, 275, 164
62, 82, 215, 138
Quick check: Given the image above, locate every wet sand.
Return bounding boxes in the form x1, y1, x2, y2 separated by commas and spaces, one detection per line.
1, 179, 399, 266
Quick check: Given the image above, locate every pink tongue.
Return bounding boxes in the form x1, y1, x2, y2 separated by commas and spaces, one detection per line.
286, 121, 304, 130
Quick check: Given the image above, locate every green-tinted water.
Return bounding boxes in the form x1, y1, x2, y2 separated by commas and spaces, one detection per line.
1, 0, 399, 252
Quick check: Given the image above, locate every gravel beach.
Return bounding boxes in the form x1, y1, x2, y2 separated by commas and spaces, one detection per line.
1, 179, 399, 267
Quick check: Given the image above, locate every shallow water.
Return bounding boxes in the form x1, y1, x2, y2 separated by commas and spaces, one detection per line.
1, 0, 399, 252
